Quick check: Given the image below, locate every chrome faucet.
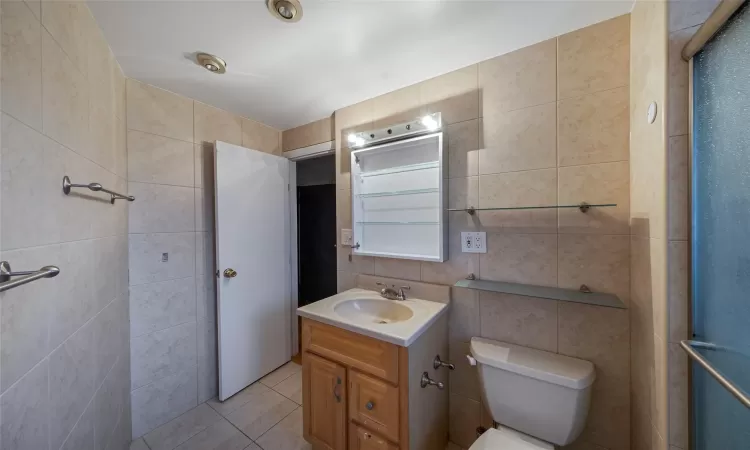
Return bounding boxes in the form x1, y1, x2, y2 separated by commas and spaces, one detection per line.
376, 282, 410, 300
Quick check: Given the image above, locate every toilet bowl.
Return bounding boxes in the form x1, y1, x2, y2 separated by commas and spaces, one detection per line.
467, 337, 596, 449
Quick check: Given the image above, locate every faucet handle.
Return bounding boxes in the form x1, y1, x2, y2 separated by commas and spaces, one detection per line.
376, 282, 387, 287
400, 285, 411, 290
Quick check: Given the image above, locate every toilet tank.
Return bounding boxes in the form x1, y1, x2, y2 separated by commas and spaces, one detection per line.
469, 337, 595, 446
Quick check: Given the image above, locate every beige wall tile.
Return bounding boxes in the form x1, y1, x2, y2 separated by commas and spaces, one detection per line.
241, 118, 280, 155
475, 209, 558, 235
449, 287, 480, 342
668, 27, 696, 137
372, 83, 422, 128
335, 100, 373, 135
372, 257, 422, 282
478, 168, 557, 208
651, 239, 669, 343
127, 182, 195, 234
421, 218, 479, 284
449, 340, 480, 401
558, 14, 630, 99
667, 241, 688, 343
479, 291, 558, 352
194, 143, 214, 190
337, 270, 356, 293
421, 65, 480, 125
88, 82, 117, 172
480, 102, 556, 174
558, 87, 630, 167
128, 130, 195, 187
336, 188, 352, 231
558, 302, 630, 450
667, 135, 688, 240
336, 245, 374, 275
42, 29, 88, 155
558, 234, 630, 304
1, 1, 43, 131
559, 161, 630, 235
630, 0, 668, 242
194, 102, 242, 146
653, 334, 669, 443
479, 233, 557, 286
114, 114, 127, 179
479, 39, 556, 115
447, 119, 480, 179
448, 177, 478, 211
630, 236, 655, 343
127, 79, 194, 143
668, 0, 720, 32
41, 1, 90, 73
448, 394, 481, 449
282, 116, 332, 151
668, 343, 688, 449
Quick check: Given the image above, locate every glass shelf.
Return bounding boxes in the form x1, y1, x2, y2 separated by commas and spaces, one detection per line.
454, 277, 626, 309
359, 161, 439, 178
357, 188, 439, 198
448, 203, 617, 215
355, 221, 439, 225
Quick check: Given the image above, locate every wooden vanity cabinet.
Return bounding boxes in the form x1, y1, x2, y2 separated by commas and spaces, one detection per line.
301, 317, 448, 450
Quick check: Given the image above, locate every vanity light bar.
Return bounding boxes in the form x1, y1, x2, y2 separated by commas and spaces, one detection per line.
348, 112, 442, 151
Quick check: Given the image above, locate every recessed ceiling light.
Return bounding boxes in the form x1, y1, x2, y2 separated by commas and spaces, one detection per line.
267, 0, 303, 23
196, 53, 227, 74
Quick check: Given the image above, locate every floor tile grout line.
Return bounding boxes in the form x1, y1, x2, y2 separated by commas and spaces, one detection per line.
253, 405, 301, 444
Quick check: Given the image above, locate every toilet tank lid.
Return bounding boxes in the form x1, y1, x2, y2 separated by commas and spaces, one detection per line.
470, 337, 595, 389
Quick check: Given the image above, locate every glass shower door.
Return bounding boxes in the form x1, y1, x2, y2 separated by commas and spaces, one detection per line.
690, 3, 750, 449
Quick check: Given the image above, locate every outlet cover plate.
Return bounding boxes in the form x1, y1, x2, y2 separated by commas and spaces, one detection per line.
341, 229, 353, 246
461, 232, 486, 253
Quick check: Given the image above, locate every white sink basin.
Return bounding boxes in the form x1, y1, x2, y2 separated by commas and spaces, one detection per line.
334, 298, 414, 324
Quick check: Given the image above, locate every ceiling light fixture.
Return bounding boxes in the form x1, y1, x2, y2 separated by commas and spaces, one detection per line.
196, 53, 227, 74
267, 0, 303, 23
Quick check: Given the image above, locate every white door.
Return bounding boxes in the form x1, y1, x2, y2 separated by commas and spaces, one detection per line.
215, 141, 292, 401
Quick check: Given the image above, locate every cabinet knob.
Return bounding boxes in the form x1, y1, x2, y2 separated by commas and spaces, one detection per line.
365, 401, 374, 410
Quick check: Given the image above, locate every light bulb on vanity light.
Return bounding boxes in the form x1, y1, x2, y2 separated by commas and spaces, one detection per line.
421, 115, 438, 130
348, 133, 358, 144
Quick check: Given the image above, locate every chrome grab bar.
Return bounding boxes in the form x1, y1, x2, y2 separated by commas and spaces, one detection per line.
0, 261, 60, 293
680, 339, 750, 408
63, 175, 135, 204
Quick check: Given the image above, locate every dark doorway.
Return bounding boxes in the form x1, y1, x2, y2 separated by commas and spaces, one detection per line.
296, 156, 336, 307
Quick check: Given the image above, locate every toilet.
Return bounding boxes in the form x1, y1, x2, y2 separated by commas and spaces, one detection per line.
467, 337, 596, 449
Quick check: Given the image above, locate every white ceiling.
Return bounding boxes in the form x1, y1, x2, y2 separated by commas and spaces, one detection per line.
89, 0, 633, 130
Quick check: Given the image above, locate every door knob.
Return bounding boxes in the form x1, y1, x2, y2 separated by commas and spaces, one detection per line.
223, 268, 238, 278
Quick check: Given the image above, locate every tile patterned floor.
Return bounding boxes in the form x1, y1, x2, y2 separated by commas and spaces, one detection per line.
131, 361, 309, 450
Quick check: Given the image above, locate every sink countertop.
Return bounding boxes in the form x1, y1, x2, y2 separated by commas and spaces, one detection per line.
296, 288, 448, 347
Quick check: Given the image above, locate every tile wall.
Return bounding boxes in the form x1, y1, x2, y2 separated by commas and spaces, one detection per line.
332, 14, 632, 450
281, 115, 333, 152
629, 2, 669, 449
126, 80, 281, 438
0, 1, 131, 449
665, 1, 721, 450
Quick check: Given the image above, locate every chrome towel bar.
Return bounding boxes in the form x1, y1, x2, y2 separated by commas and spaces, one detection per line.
680, 339, 750, 408
0, 261, 60, 293
62, 175, 135, 204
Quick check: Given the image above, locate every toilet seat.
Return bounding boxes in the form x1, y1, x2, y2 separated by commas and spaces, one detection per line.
468, 427, 554, 450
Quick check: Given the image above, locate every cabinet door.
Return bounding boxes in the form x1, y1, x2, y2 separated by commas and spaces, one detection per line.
303, 352, 347, 450
349, 423, 399, 450
349, 370, 400, 443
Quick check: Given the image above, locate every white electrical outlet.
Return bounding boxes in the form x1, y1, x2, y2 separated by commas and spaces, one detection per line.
341, 229, 353, 246
473, 231, 486, 253
461, 232, 487, 253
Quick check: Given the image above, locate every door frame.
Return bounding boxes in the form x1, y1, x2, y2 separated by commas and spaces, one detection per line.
287, 143, 336, 356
